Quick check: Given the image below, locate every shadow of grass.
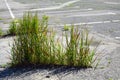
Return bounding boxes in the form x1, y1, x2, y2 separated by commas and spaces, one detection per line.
0, 65, 89, 79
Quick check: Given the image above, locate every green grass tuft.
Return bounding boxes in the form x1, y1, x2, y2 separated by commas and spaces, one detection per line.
10, 12, 98, 68
0, 28, 3, 36
63, 25, 70, 31
0, 17, 3, 20
65, 27, 96, 67
7, 19, 19, 36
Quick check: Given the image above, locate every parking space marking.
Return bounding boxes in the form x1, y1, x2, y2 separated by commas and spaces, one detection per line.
29, 0, 80, 11
44, 8, 93, 14
58, 0, 80, 8
112, 20, 120, 23
50, 20, 120, 26
103, 21, 111, 23
4, 0, 15, 19
104, 2, 120, 5
87, 21, 103, 25
67, 12, 116, 17
115, 37, 120, 39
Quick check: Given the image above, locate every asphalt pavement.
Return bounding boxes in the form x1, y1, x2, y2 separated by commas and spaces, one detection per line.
0, 0, 120, 80
0, 0, 120, 39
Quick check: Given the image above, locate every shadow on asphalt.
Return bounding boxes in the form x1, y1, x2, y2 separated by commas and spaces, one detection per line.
0, 65, 88, 79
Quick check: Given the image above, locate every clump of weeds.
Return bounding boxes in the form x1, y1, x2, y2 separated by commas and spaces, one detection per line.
10, 12, 99, 68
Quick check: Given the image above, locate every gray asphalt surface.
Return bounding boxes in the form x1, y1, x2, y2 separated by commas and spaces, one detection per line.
0, 0, 120, 80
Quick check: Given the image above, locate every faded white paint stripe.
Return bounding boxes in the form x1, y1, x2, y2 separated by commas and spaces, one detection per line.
87, 21, 103, 25
4, 0, 15, 19
30, 0, 80, 11
112, 20, 120, 23
115, 37, 120, 39
67, 12, 116, 17
58, 0, 80, 8
45, 8, 93, 14
50, 20, 120, 26
104, 2, 120, 5
103, 21, 111, 23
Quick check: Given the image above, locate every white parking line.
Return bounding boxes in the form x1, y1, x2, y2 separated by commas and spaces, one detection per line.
115, 37, 120, 39
45, 8, 93, 14
67, 12, 116, 17
4, 0, 15, 19
103, 21, 111, 23
104, 2, 120, 5
87, 21, 103, 25
29, 0, 80, 11
112, 20, 120, 23
58, 0, 80, 8
50, 20, 120, 26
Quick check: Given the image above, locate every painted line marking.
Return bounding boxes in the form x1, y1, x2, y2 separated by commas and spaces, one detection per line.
29, 0, 80, 11
45, 8, 93, 14
67, 12, 116, 17
104, 2, 120, 5
87, 8, 93, 11
115, 37, 120, 39
59, 0, 80, 8
112, 20, 120, 23
87, 21, 103, 25
49, 20, 120, 26
103, 21, 111, 23
4, 0, 15, 19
